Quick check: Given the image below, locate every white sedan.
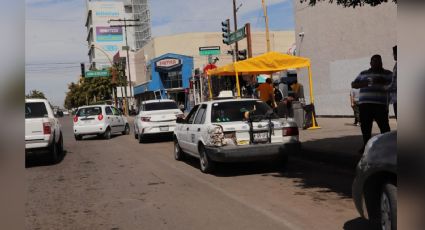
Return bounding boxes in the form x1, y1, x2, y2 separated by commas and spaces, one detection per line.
134, 99, 184, 143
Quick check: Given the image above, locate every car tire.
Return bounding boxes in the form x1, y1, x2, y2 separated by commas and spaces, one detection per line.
138, 132, 143, 143
174, 139, 185, 161
122, 124, 130, 135
103, 128, 111, 140
49, 138, 59, 164
380, 183, 397, 230
58, 133, 64, 155
134, 126, 138, 139
75, 134, 82, 141
199, 145, 215, 173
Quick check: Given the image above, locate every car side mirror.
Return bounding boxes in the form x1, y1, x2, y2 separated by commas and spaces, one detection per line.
176, 117, 185, 124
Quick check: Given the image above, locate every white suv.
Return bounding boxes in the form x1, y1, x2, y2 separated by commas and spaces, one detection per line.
25, 98, 63, 163
173, 99, 301, 173
73, 105, 130, 140
134, 99, 184, 143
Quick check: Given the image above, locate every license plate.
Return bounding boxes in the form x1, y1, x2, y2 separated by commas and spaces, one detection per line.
159, 126, 169, 131
253, 132, 268, 142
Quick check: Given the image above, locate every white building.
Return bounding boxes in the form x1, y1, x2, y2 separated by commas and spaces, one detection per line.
85, 0, 151, 70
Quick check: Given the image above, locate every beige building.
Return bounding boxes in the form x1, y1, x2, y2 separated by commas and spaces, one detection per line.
294, 1, 397, 115
133, 31, 295, 86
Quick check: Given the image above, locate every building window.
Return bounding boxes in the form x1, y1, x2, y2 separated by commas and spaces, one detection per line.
160, 70, 182, 89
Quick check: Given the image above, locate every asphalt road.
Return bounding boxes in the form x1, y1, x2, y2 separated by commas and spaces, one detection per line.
25, 117, 373, 230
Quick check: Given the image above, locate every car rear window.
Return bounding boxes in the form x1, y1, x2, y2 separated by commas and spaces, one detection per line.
144, 102, 178, 111
76, 107, 102, 116
211, 100, 276, 122
25, 102, 48, 118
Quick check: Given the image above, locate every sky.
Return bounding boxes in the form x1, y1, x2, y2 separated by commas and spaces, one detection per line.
25, 0, 295, 107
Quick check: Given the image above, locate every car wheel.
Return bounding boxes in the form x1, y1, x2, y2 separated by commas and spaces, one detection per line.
122, 124, 130, 135
138, 132, 143, 143
199, 145, 214, 173
103, 128, 111, 140
134, 126, 138, 139
58, 133, 64, 155
49, 138, 59, 163
174, 139, 185, 161
74, 134, 82, 141
380, 183, 397, 230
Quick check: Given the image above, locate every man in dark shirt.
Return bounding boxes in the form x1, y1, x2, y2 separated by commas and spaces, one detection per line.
352, 55, 393, 152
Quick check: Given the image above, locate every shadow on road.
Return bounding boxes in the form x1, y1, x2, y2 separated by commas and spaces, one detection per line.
26, 150, 68, 168
343, 217, 374, 230
138, 134, 173, 144
78, 134, 121, 141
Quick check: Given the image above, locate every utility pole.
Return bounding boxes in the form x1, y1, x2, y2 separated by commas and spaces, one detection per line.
262, 0, 271, 52
109, 18, 141, 115
233, 0, 239, 60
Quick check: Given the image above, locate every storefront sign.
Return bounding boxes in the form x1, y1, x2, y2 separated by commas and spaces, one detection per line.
155, 58, 181, 69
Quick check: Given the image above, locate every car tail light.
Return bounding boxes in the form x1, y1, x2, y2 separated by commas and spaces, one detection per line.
283, 127, 299, 136
43, 122, 51, 135
73, 116, 78, 123
141, 117, 151, 122
98, 114, 104, 121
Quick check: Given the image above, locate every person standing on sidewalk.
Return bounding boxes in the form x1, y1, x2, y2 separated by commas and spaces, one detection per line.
352, 54, 393, 152
350, 88, 360, 126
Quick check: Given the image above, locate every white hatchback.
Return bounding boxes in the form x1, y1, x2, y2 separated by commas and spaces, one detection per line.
134, 99, 184, 143
73, 105, 130, 140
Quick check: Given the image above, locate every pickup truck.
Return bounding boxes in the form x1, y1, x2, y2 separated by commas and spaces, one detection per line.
25, 98, 64, 163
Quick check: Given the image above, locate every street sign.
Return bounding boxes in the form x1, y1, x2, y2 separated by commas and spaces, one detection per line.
199, 46, 221, 56
85, 70, 111, 78
229, 26, 246, 44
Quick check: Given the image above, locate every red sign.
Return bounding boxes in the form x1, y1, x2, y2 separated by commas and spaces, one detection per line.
156, 58, 180, 68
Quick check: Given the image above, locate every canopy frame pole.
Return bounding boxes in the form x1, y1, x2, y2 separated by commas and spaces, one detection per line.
307, 65, 321, 130
235, 66, 241, 98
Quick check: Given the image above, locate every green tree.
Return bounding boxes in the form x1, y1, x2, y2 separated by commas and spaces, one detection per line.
301, 0, 397, 7
64, 75, 113, 109
26, 90, 46, 99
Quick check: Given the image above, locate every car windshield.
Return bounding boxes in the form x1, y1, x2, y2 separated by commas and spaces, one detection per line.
76, 107, 102, 116
25, 102, 48, 118
211, 100, 276, 123
145, 102, 178, 111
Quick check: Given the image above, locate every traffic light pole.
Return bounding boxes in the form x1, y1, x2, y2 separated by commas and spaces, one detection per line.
109, 18, 141, 115
233, 0, 239, 60
246, 23, 252, 58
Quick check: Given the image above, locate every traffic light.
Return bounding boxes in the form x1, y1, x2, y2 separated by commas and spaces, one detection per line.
221, 19, 230, 45
80, 63, 85, 77
237, 49, 247, 60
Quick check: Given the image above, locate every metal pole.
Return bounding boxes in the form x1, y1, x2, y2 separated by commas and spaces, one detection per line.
246, 23, 253, 58
233, 0, 239, 60
123, 19, 132, 114
262, 0, 271, 52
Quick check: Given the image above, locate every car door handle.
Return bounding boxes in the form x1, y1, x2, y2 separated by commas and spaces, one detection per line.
197, 128, 201, 132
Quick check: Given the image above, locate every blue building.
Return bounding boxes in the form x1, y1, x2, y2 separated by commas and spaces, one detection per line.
134, 53, 194, 109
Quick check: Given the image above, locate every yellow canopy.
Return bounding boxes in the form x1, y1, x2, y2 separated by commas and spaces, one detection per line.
207, 52, 311, 76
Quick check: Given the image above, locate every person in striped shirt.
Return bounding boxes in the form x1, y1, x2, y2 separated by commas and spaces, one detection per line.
351, 54, 393, 153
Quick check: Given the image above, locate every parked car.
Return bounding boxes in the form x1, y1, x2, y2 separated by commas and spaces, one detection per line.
73, 105, 130, 140
25, 98, 64, 163
134, 99, 184, 143
352, 131, 397, 230
173, 98, 301, 173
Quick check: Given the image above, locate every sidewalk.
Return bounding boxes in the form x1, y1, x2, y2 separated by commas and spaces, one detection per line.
297, 117, 397, 168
